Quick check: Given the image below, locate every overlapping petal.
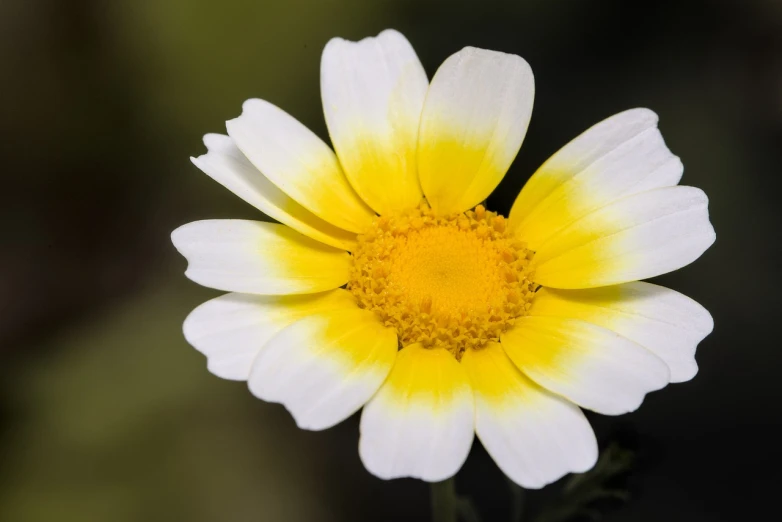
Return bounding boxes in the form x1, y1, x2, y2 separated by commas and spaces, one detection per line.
418, 47, 534, 215
321, 29, 428, 215
462, 343, 598, 488
191, 134, 357, 250
248, 308, 397, 430
359, 344, 474, 481
171, 220, 350, 295
226, 99, 375, 233
509, 109, 683, 249
532, 186, 716, 289
183, 289, 358, 380
528, 283, 713, 383
501, 316, 670, 415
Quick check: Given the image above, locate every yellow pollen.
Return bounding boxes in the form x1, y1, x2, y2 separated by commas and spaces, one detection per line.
349, 203, 537, 358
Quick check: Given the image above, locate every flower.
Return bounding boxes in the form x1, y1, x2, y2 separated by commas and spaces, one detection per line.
172, 29, 715, 489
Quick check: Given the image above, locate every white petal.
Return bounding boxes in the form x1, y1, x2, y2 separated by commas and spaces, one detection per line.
183, 289, 358, 381
509, 109, 683, 249
321, 29, 428, 215
462, 343, 597, 488
418, 47, 534, 215
191, 134, 357, 250
502, 317, 670, 415
248, 308, 397, 431
533, 186, 716, 289
529, 282, 713, 383
226, 99, 375, 233
171, 220, 350, 295
359, 345, 474, 481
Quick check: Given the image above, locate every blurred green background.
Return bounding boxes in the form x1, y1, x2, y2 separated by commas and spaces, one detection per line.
2, 0, 781, 520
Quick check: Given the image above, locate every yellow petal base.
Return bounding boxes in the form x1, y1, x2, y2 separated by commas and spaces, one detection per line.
349, 203, 536, 357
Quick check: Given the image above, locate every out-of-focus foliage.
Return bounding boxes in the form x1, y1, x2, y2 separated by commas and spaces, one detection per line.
1, 280, 346, 522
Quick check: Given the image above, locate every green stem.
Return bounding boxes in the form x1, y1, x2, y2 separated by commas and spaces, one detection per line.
430, 477, 458, 522
508, 481, 526, 522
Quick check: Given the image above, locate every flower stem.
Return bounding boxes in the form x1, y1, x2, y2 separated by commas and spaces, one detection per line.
430, 477, 458, 522
508, 480, 526, 522
504, 475, 527, 521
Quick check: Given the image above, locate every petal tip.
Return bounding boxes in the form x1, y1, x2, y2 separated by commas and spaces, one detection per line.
455, 46, 533, 76
170, 222, 193, 251
240, 97, 265, 112
292, 412, 342, 432
625, 107, 659, 124
202, 133, 230, 150
325, 28, 410, 50
377, 27, 405, 40
670, 362, 699, 384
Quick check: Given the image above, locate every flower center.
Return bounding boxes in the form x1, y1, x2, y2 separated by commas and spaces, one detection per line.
349, 203, 536, 358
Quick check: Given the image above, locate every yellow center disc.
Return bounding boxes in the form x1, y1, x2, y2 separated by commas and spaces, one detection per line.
349, 203, 537, 358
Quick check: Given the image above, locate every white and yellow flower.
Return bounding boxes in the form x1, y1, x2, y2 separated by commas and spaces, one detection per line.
172, 30, 715, 488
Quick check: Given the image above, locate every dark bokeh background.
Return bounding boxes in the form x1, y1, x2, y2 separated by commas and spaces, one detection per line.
2, 0, 781, 520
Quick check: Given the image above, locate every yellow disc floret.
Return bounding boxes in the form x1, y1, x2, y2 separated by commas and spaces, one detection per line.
349, 203, 536, 358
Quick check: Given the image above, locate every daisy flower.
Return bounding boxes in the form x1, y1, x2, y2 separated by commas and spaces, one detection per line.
172, 29, 715, 488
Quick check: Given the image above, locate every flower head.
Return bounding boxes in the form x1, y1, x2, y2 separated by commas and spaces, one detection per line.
173, 29, 715, 488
